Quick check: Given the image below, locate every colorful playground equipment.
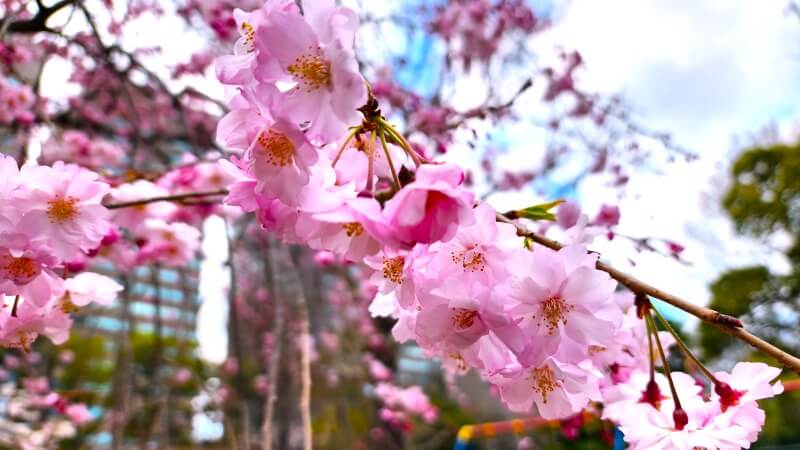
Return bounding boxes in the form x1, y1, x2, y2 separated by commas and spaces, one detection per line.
453, 379, 800, 449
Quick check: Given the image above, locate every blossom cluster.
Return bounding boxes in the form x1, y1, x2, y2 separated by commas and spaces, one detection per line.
0, 146, 211, 350
215, 1, 786, 447
374, 382, 438, 431
430, 0, 543, 68
0, 380, 90, 450
0, 155, 122, 350
604, 363, 783, 449
41, 130, 126, 170
216, 0, 618, 419
0, 76, 35, 125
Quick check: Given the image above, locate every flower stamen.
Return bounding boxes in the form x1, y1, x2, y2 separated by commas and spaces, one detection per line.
342, 222, 364, 237
256, 129, 295, 167
450, 308, 478, 330
534, 295, 574, 335
382, 256, 404, 284
288, 46, 332, 92
450, 245, 487, 272
530, 365, 561, 404
46, 196, 79, 224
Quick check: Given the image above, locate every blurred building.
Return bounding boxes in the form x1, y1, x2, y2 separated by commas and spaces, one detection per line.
80, 260, 202, 345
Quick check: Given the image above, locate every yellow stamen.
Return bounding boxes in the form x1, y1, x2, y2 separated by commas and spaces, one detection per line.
533, 295, 574, 335
3, 257, 37, 280
287, 45, 332, 92
450, 245, 487, 272
46, 196, 79, 224
256, 129, 295, 167
382, 256, 404, 284
530, 365, 561, 404
241, 22, 256, 51
342, 222, 364, 237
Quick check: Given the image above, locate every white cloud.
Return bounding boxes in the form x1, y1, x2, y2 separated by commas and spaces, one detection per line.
530, 0, 800, 321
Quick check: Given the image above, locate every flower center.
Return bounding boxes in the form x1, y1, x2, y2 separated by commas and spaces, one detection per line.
3, 257, 38, 282
11, 332, 37, 353
450, 245, 486, 272
60, 294, 78, 313
449, 353, 468, 372
256, 129, 295, 167
529, 365, 561, 404
382, 256, 404, 284
342, 222, 364, 237
287, 46, 332, 92
451, 308, 479, 330
534, 295, 574, 335
46, 196, 79, 224
241, 21, 255, 51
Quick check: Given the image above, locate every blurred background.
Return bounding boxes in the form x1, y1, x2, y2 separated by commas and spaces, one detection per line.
0, 0, 799, 448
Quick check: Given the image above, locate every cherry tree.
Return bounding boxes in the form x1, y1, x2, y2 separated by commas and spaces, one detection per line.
0, 0, 797, 449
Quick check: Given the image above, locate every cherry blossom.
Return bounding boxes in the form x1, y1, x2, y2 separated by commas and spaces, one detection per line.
62, 272, 123, 307
503, 244, 620, 365
11, 163, 111, 261
253, 0, 366, 142
378, 163, 476, 248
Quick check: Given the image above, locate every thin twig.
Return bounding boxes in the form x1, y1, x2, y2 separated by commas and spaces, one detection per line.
103, 189, 228, 210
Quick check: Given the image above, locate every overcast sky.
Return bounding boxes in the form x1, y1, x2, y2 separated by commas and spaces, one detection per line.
528, 0, 800, 324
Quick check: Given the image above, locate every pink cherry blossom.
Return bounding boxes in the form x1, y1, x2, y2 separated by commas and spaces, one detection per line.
556, 200, 581, 229
215, 1, 299, 86
0, 242, 64, 307
62, 272, 123, 307
504, 244, 619, 365
0, 295, 72, 351
136, 219, 201, 267
12, 162, 111, 261
244, 118, 319, 204
618, 400, 752, 450
0, 154, 21, 225
296, 197, 384, 262
363, 245, 430, 309
712, 362, 783, 412
378, 163, 475, 248
494, 358, 601, 419
42, 131, 125, 169
254, 0, 366, 142
65, 404, 92, 425
593, 204, 620, 227
602, 371, 701, 424
425, 202, 519, 285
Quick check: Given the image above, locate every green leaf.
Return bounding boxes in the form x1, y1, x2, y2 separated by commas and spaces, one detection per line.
514, 199, 565, 221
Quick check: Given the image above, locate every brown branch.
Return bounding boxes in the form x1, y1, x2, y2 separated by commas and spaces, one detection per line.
496, 212, 800, 375
4, 0, 76, 33
103, 189, 228, 210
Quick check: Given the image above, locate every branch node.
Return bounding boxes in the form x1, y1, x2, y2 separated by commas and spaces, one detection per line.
713, 312, 744, 328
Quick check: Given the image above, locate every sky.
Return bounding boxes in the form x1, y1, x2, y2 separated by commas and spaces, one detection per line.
193, 0, 800, 362
526, 0, 800, 327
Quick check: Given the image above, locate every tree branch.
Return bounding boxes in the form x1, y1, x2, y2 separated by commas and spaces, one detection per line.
4, 0, 76, 33
103, 189, 228, 210
496, 212, 800, 375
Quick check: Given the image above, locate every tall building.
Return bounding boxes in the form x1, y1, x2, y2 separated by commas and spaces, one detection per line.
81, 260, 202, 344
